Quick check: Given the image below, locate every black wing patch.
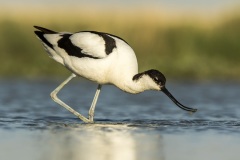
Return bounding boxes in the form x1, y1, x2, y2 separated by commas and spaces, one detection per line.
57, 34, 99, 59
107, 33, 129, 45
34, 31, 54, 50
34, 26, 57, 50
88, 31, 117, 55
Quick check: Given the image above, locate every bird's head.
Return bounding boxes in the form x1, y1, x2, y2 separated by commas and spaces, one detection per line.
133, 69, 197, 113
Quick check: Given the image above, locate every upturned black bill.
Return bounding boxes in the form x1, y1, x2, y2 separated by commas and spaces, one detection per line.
161, 87, 197, 113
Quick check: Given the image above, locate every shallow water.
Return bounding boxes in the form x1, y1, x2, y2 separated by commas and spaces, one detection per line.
0, 79, 240, 160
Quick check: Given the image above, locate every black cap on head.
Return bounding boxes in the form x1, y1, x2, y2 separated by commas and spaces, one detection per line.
144, 69, 166, 87
133, 69, 166, 87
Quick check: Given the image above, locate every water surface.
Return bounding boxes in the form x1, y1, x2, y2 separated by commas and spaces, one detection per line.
0, 79, 240, 160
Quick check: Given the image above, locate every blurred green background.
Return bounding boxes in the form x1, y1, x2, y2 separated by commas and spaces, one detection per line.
1, 1, 240, 81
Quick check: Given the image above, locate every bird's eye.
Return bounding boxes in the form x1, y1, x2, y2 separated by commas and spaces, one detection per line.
154, 77, 158, 82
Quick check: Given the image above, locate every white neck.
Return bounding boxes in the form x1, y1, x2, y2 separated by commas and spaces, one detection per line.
113, 72, 159, 94
121, 78, 146, 94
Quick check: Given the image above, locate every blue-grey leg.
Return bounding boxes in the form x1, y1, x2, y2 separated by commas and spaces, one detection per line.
50, 74, 91, 123
89, 84, 102, 122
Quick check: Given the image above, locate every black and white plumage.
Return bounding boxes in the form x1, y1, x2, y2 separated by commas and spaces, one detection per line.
34, 26, 197, 123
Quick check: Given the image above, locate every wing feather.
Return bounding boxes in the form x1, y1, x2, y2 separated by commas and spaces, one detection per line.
68, 32, 108, 59
34, 26, 124, 60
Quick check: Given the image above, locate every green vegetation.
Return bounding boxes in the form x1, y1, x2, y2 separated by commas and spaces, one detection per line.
0, 9, 240, 81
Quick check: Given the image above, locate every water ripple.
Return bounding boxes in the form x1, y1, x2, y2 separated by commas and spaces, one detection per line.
1, 116, 240, 133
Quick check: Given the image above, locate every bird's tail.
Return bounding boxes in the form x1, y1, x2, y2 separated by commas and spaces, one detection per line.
34, 26, 57, 34
33, 26, 57, 50
34, 26, 64, 64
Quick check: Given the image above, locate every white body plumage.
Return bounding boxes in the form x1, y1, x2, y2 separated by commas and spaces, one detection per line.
36, 28, 152, 93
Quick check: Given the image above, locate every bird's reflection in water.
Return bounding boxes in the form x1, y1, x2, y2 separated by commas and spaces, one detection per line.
42, 124, 164, 160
